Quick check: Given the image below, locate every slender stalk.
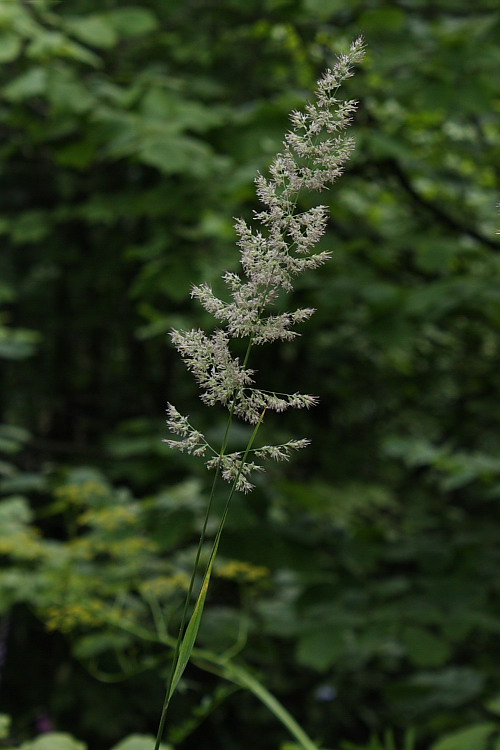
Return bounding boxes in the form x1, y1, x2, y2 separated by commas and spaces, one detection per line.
154, 335, 259, 749
156, 130, 341, 748
153, 424, 229, 750
223, 665, 319, 750
159, 39, 365, 749
154, 409, 265, 749
111, 615, 320, 750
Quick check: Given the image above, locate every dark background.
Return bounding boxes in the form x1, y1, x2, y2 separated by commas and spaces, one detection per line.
0, 1, 499, 749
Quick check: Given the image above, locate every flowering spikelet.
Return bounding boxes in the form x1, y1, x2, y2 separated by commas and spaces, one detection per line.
167, 38, 365, 490
163, 403, 211, 457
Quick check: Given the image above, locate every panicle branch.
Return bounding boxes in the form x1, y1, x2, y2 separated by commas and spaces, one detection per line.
166, 38, 365, 488
170, 328, 254, 407
163, 403, 213, 457
206, 438, 311, 493
233, 389, 318, 425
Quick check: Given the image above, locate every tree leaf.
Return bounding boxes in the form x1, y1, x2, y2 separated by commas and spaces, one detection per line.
66, 15, 118, 49
296, 627, 346, 671
402, 627, 451, 668
2, 67, 47, 100
0, 714, 10, 740
106, 8, 158, 37
20, 734, 87, 750
0, 32, 22, 62
485, 694, 500, 716
0, 327, 40, 360
110, 735, 169, 750
430, 723, 496, 750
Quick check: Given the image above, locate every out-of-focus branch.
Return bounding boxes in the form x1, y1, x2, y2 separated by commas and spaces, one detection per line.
376, 157, 499, 250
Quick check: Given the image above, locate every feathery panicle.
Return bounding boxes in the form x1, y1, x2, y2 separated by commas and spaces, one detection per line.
166, 38, 365, 488
157, 41, 365, 750
156, 41, 365, 750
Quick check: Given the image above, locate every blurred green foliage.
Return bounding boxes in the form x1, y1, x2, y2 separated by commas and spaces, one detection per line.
0, 713, 169, 750
0, 0, 499, 749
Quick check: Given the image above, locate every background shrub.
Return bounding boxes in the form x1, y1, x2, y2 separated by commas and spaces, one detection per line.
0, 1, 499, 748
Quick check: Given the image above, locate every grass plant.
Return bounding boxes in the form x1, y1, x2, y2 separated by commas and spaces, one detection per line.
156, 38, 366, 750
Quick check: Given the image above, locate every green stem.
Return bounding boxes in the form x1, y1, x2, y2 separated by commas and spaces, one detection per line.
154, 334, 256, 750
153, 409, 265, 749
220, 663, 319, 750
154, 157, 325, 744
113, 616, 320, 750
153, 426, 228, 750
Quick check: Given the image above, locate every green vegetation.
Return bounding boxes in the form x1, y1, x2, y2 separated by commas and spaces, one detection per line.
0, 1, 499, 749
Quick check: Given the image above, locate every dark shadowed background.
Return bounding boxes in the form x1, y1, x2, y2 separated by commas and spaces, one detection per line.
0, 1, 499, 749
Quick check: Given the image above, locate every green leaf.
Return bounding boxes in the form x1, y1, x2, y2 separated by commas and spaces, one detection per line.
226, 665, 319, 750
0, 31, 21, 62
414, 240, 460, 274
430, 723, 496, 750
0, 424, 30, 454
198, 606, 250, 651
296, 627, 346, 671
485, 694, 500, 716
358, 7, 406, 32
55, 139, 98, 169
20, 733, 87, 750
66, 15, 118, 49
26, 31, 100, 67
390, 668, 485, 714
138, 136, 215, 177
110, 735, 170, 750
0, 327, 40, 360
106, 8, 158, 37
168, 551, 216, 700
9, 210, 50, 244
73, 632, 133, 660
302, 0, 346, 21
402, 626, 451, 668
0, 472, 46, 494
0, 438, 21, 454
139, 90, 223, 131
2, 67, 47, 101
0, 496, 32, 529
0, 714, 10, 740
45, 69, 94, 114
